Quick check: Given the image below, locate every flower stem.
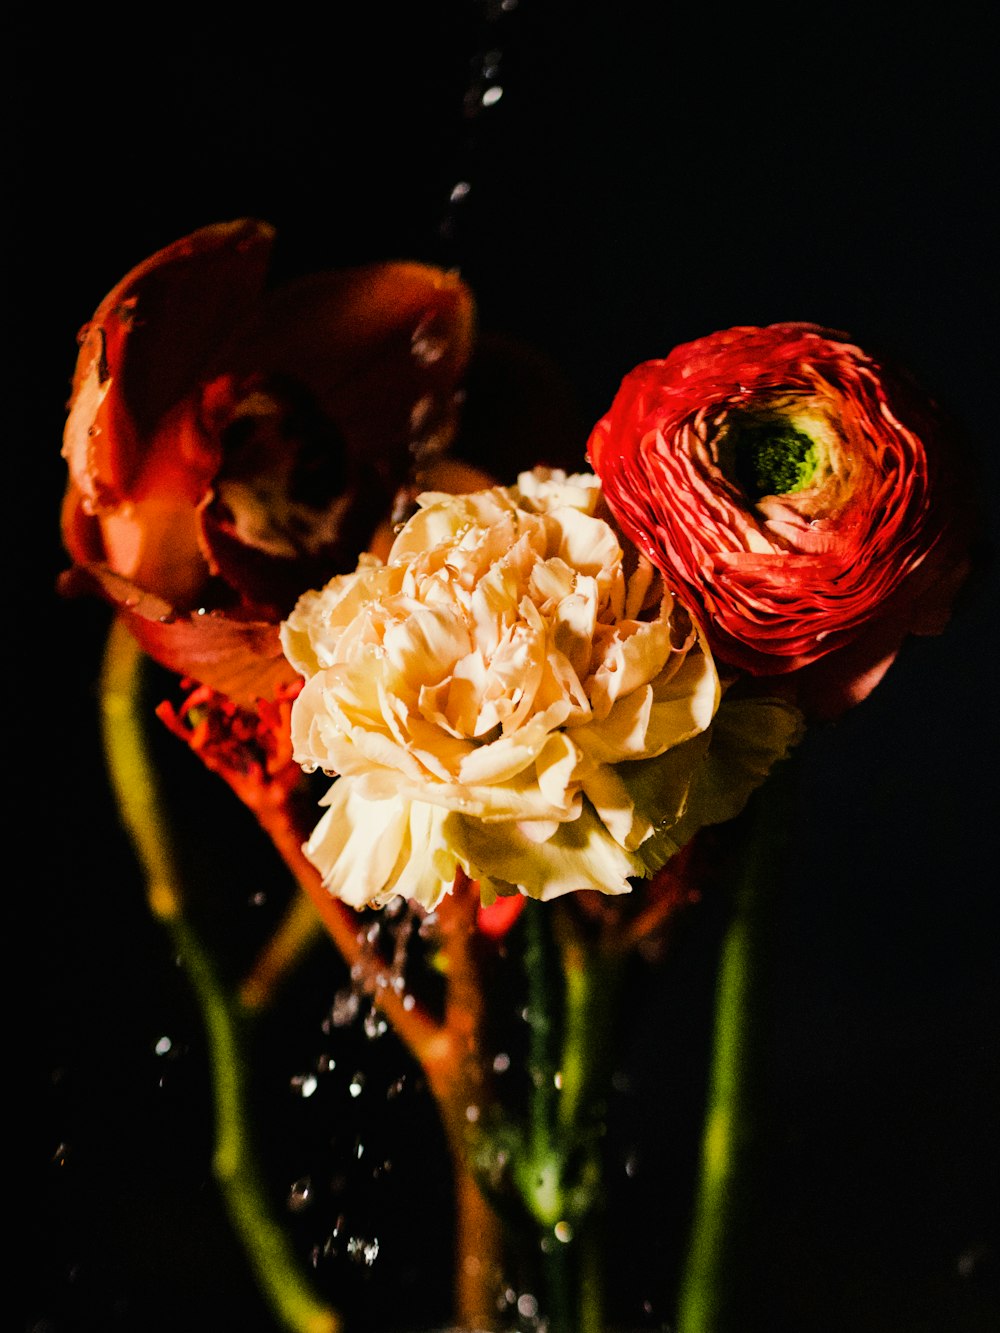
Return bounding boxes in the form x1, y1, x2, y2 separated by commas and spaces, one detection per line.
554, 905, 623, 1333
431, 882, 506, 1332
513, 902, 623, 1333
99, 618, 341, 1333
219, 761, 503, 1328
674, 759, 796, 1333
241, 892, 324, 1011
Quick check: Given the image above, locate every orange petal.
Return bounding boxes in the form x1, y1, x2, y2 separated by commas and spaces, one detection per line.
59, 563, 298, 704
229, 261, 476, 487
62, 219, 275, 511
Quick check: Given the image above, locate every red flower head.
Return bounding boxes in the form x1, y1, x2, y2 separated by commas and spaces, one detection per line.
587, 323, 976, 716
60, 219, 475, 702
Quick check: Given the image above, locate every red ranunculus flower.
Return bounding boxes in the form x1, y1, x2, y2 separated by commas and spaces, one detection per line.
60, 219, 475, 701
587, 323, 975, 716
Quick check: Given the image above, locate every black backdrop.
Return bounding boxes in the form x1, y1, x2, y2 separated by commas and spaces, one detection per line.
14, 6, 999, 1332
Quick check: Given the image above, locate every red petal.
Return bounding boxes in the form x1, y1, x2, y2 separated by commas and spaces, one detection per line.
477, 895, 525, 937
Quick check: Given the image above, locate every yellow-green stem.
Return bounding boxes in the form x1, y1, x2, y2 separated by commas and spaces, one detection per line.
99, 618, 341, 1333
675, 761, 795, 1333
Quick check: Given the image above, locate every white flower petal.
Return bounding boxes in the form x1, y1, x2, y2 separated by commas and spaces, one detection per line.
280, 472, 731, 908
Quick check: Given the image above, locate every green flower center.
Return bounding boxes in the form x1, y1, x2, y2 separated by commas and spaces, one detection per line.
719, 414, 820, 501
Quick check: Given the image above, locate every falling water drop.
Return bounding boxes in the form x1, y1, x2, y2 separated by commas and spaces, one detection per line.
516, 1292, 539, 1319
329, 988, 360, 1028
290, 1072, 319, 1098
346, 1235, 380, 1266
348, 1071, 366, 1098
363, 1005, 388, 1040
287, 1177, 313, 1212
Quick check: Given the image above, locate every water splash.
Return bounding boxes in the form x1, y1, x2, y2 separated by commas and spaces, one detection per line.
346, 1234, 380, 1266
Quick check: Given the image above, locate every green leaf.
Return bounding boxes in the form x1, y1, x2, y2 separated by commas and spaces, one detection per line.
639, 695, 805, 871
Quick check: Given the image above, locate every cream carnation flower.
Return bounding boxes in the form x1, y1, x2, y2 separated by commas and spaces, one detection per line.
280, 469, 721, 910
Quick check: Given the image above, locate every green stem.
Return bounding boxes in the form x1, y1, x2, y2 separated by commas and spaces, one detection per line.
555, 909, 622, 1333
99, 618, 341, 1333
514, 902, 623, 1333
675, 758, 796, 1333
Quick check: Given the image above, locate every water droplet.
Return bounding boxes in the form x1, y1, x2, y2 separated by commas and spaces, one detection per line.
249, 890, 267, 907
386, 1076, 407, 1099
465, 1104, 480, 1123
287, 1177, 313, 1212
493, 1052, 511, 1073
346, 1235, 380, 1266
330, 989, 360, 1027
553, 1070, 563, 1090
51, 1142, 71, 1168
481, 84, 503, 108
348, 1072, 365, 1098
410, 313, 448, 366
291, 1073, 318, 1098
554, 1220, 573, 1243
517, 1293, 539, 1318
450, 180, 471, 202
154, 1036, 172, 1056
624, 1150, 639, 1178
402, 994, 416, 1011
363, 1006, 388, 1040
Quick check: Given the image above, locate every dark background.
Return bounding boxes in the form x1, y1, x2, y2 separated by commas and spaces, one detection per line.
13, 5, 998, 1332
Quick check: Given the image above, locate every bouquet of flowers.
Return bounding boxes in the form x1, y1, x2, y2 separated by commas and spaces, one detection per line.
57, 220, 977, 1332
